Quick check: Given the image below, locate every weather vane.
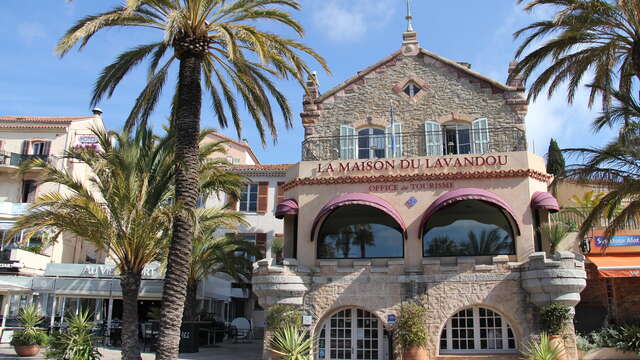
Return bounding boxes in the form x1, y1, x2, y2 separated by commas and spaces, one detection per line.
405, 0, 414, 32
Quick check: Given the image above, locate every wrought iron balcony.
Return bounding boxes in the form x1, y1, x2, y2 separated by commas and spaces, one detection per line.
9, 153, 49, 167
302, 126, 527, 161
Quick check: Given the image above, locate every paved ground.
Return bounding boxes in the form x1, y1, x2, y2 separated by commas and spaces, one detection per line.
0, 341, 262, 360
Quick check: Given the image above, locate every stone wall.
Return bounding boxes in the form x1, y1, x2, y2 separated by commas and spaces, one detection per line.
304, 52, 525, 140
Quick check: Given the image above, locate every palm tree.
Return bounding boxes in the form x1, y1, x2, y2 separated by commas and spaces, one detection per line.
563, 122, 640, 244
56, 2, 328, 358
183, 208, 259, 321
462, 229, 514, 255
512, 0, 640, 114
8, 127, 174, 360
539, 222, 570, 253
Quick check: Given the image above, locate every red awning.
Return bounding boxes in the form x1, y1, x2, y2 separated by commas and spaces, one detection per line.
310, 193, 407, 241
275, 199, 298, 219
531, 191, 560, 213
419, 188, 521, 235
587, 254, 640, 278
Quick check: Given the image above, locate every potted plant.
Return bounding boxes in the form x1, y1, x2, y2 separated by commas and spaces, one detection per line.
540, 303, 572, 360
539, 222, 569, 254
10, 304, 48, 357
523, 332, 564, 360
46, 310, 102, 360
396, 303, 428, 360
268, 325, 312, 360
266, 304, 303, 359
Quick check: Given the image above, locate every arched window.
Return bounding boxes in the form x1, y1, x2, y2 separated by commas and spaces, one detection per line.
316, 308, 383, 360
422, 200, 515, 257
318, 205, 404, 259
440, 307, 517, 354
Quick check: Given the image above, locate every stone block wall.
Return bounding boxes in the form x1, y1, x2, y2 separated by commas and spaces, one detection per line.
304, 53, 526, 140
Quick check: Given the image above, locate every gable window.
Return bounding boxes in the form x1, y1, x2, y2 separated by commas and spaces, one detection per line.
239, 184, 258, 212
358, 128, 385, 159
403, 82, 422, 97
440, 307, 517, 354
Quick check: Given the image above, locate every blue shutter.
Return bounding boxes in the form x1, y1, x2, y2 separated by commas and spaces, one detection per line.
339, 125, 356, 160
385, 123, 403, 158
472, 118, 489, 154
424, 121, 443, 156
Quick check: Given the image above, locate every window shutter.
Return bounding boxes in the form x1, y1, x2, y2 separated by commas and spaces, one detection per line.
385, 123, 403, 158
257, 182, 269, 213
472, 118, 489, 154
256, 233, 267, 257
21, 140, 29, 155
43, 141, 52, 156
339, 125, 356, 160
424, 121, 443, 156
276, 182, 285, 207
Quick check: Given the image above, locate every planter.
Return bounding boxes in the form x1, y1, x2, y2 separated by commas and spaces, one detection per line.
14, 345, 41, 357
403, 346, 428, 360
549, 335, 568, 360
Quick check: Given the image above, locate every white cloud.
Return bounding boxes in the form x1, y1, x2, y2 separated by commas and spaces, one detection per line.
311, 0, 395, 43
17, 22, 47, 45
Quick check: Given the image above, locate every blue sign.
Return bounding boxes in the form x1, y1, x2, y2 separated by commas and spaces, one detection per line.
405, 197, 417, 208
595, 235, 640, 247
387, 314, 397, 324
319, 349, 325, 358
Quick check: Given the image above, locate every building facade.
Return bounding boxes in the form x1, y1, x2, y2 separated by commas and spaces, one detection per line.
254, 27, 587, 359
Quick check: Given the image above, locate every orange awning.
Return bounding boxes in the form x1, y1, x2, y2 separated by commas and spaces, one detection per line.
587, 254, 640, 278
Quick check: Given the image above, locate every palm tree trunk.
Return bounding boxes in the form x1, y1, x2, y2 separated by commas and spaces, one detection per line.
632, 40, 640, 80
121, 271, 143, 360
183, 282, 199, 321
156, 54, 202, 360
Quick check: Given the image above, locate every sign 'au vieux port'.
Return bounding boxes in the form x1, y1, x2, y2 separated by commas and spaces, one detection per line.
316, 155, 509, 174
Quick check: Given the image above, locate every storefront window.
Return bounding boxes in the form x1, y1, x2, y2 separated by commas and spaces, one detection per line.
317, 205, 404, 259
423, 200, 515, 257
440, 307, 516, 354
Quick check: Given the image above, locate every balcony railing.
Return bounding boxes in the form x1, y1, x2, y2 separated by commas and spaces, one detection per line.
552, 207, 640, 231
9, 153, 49, 166
0, 202, 30, 216
302, 126, 527, 161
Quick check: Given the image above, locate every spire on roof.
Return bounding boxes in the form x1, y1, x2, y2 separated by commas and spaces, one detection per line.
405, 0, 414, 32
401, 0, 419, 56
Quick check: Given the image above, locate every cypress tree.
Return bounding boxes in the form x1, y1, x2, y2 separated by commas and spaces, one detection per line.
546, 138, 565, 176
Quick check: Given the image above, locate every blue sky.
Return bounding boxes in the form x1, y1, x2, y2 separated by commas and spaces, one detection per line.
0, 0, 617, 164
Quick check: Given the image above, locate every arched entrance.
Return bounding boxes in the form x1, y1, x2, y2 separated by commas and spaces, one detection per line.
316, 308, 384, 360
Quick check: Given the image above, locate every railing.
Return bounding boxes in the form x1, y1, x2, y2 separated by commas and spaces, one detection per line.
9, 153, 49, 166
552, 207, 640, 231
302, 126, 527, 161
0, 202, 30, 215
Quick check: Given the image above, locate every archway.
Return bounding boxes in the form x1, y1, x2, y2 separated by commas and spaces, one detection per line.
316, 307, 384, 360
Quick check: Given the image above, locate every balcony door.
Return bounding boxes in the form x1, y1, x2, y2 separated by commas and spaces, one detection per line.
317, 308, 383, 360
358, 128, 385, 159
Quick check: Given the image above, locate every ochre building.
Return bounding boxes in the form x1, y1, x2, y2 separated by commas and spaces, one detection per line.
253, 25, 587, 360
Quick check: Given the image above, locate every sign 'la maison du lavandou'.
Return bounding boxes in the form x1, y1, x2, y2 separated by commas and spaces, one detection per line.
316, 154, 509, 174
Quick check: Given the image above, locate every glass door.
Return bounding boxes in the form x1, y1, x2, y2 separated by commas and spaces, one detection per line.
317, 308, 383, 360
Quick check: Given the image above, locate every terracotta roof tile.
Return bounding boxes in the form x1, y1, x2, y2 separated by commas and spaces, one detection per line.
232, 164, 293, 171
0, 116, 94, 123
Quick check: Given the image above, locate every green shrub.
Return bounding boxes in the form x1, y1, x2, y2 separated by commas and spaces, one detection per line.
576, 334, 595, 352
22, 245, 43, 254
266, 304, 302, 331
396, 303, 428, 350
589, 323, 640, 355
46, 310, 101, 360
268, 325, 312, 360
10, 304, 48, 346
540, 303, 572, 335
522, 333, 563, 360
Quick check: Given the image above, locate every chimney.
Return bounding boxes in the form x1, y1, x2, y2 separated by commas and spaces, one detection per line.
507, 61, 524, 89
91, 107, 103, 116
301, 72, 321, 138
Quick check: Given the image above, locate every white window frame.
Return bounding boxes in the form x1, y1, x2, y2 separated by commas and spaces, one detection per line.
443, 122, 472, 155
440, 306, 517, 355
357, 128, 386, 159
472, 118, 490, 154
238, 184, 258, 212
340, 125, 356, 160
424, 121, 443, 156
